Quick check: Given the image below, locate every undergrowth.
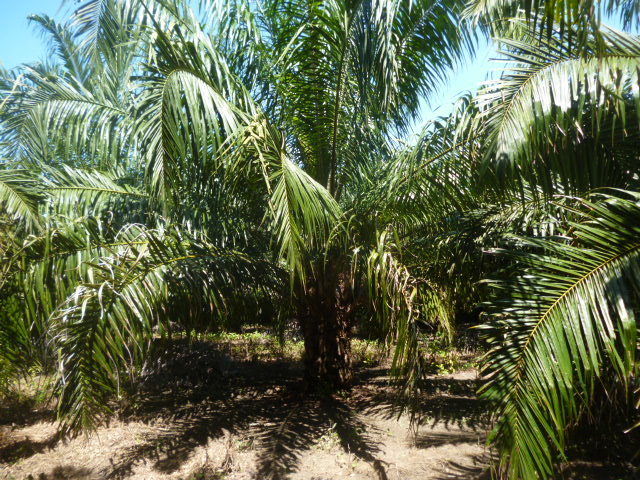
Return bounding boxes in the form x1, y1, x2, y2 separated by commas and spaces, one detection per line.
0, 360, 54, 426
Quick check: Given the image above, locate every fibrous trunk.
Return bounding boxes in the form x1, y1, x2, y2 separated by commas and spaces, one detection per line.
300, 271, 355, 390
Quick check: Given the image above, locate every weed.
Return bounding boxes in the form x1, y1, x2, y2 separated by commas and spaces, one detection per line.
315, 422, 340, 451
420, 332, 479, 374
0, 360, 54, 425
351, 339, 385, 367
236, 436, 254, 451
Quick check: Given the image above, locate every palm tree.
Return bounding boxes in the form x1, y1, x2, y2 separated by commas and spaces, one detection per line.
5, 2, 637, 476
0, 0, 475, 431
404, 12, 640, 477
475, 22, 640, 477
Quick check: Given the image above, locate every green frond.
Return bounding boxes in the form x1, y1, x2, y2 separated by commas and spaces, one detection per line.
135, 21, 255, 208
44, 165, 147, 216
0, 217, 142, 375
476, 25, 640, 193
3, 66, 132, 168
230, 118, 343, 281
28, 14, 91, 82
480, 190, 640, 478
0, 169, 43, 230
51, 224, 282, 433
69, 0, 142, 60
366, 231, 454, 402
464, 0, 640, 42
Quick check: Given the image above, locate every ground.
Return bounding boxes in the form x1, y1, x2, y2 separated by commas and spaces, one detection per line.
2, 335, 637, 480
0, 337, 491, 480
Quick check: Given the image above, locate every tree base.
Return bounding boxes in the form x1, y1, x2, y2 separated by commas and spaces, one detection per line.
299, 274, 355, 391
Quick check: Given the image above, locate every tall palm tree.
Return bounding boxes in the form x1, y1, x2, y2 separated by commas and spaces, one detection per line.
0, 0, 475, 431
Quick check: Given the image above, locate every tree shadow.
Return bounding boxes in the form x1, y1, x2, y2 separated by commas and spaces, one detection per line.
253, 394, 386, 480
431, 453, 493, 480
349, 367, 489, 431
107, 341, 388, 480
33, 465, 94, 479
2, 340, 488, 480
0, 400, 55, 428
413, 430, 484, 449
0, 432, 58, 463
558, 461, 640, 480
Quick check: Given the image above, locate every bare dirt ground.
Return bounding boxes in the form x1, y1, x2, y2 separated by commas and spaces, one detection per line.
1, 341, 493, 480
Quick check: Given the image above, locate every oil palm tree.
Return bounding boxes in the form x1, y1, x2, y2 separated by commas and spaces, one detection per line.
0, 0, 475, 431
474, 22, 640, 477
405, 14, 640, 477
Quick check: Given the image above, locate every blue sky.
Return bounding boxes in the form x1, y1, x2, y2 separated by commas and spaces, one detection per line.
0, 0, 61, 69
0, 0, 493, 126
416, 36, 493, 126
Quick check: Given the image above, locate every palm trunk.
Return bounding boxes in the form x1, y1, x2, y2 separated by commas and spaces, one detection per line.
300, 271, 355, 390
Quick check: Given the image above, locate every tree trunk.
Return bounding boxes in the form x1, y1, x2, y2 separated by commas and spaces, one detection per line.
300, 271, 355, 390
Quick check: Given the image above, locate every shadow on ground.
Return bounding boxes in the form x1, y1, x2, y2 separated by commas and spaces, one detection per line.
431, 454, 493, 480
104, 340, 489, 480
33, 465, 94, 479
351, 367, 489, 430
0, 339, 490, 480
0, 433, 60, 464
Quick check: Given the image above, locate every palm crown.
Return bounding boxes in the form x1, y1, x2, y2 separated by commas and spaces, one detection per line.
0, 0, 475, 429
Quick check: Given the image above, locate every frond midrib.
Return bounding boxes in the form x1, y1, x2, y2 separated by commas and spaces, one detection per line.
510, 238, 640, 406
30, 96, 128, 116
0, 177, 40, 219
46, 186, 148, 198
122, 248, 249, 287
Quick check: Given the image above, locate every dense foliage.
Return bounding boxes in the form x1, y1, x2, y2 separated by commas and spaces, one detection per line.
1, 0, 639, 478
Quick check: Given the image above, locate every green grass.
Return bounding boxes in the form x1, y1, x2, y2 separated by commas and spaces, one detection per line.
189, 330, 388, 366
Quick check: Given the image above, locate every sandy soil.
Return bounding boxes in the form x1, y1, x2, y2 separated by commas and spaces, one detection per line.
1, 346, 491, 480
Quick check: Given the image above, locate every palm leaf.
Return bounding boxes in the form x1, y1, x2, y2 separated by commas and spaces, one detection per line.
135, 20, 254, 209
44, 165, 147, 216
480, 190, 640, 478
476, 24, 640, 194
0, 169, 43, 230
51, 224, 282, 433
229, 117, 343, 281
464, 0, 640, 44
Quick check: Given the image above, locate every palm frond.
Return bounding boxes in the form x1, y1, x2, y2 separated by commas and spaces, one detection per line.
44, 165, 147, 217
464, 0, 640, 43
0, 217, 140, 375
135, 20, 254, 209
230, 117, 343, 281
476, 24, 640, 194
28, 14, 91, 82
2, 66, 132, 169
480, 190, 640, 478
0, 169, 43, 230
69, 0, 142, 60
51, 224, 282, 433
365, 230, 455, 424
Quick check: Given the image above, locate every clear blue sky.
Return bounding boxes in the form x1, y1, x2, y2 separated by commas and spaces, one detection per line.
416, 36, 493, 127
0, 0, 492, 127
0, 0, 62, 69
